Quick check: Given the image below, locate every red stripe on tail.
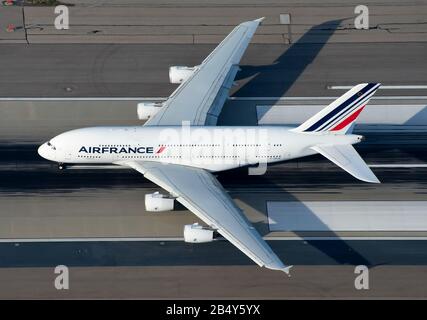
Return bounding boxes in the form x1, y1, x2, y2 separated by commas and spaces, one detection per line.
330, 106, 365, 131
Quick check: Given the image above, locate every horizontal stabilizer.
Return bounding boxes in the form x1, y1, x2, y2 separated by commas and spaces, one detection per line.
311, 144, 380, 183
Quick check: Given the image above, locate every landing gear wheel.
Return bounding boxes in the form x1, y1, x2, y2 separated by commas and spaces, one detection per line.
58, 163, 65, 170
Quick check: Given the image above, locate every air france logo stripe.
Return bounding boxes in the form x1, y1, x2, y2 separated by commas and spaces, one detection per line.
156, 146, 166, 154
304, 83, 378, 132
304, 85, 370, 132
312, 83, 378, 132
318, 87, 377, 132
318, 84, 379, 132
330, 105, 365, 131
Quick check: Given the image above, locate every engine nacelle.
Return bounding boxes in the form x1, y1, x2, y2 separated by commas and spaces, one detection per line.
137, 102, 162, 120
169, 66, 197, 84
145, 192, 174, 212
184, 223, 214, 243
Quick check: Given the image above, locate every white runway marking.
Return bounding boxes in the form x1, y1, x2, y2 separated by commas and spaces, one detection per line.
67, 165, 128, 170
64, 164, 427, 170
1, 96, 427, 101
369, 164, 427, 168
0, 237, 183, 243
328, 85, 427, 90
268, 201, 427, 232
256, 103, 427, 126
0, 97, 167, 101
230, 96, 427, 101
266, 237, 427, 240
230, 96, 427, 100
0, 236, 426, 243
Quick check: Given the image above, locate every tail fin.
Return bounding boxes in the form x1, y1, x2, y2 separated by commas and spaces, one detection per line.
291, 83, 381, 134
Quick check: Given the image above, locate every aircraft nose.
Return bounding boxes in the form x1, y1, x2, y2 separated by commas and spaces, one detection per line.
38, 143, 52, 160
38, 143, 47, 158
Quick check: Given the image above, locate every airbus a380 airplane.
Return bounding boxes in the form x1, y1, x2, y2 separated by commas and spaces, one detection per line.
38, 18, 380, 275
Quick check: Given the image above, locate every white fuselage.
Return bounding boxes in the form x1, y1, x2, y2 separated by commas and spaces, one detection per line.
38, 126, 362, 172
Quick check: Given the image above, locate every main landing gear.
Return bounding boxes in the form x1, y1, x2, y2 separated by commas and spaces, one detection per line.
58, 163, 66, 170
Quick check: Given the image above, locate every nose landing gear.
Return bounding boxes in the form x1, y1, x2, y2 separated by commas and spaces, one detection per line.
58, 163, 66, 170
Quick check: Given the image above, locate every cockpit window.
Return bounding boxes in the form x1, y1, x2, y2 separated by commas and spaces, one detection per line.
47, 141, 56, 150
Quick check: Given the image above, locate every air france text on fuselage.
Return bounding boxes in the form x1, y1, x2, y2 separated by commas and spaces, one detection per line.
79, 146, 154, 154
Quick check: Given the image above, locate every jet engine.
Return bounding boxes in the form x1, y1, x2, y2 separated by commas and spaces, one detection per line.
145, 192, 174, 212
137, 102, 162, 120
169, 66, 197, 84
183, 223, 214, 243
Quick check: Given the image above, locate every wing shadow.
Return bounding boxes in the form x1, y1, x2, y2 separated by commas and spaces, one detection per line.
217, 18, 372, 266
218, 19, 344, 126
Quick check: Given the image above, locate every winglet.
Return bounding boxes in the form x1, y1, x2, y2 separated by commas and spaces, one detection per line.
283, 265, 293, 277
254, 17, 265, 23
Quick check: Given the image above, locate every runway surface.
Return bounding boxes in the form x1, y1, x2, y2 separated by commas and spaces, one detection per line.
1, 265, 427, 299
2, 0, 426, 45
1, 43, 426, 97
2, 239, 427, 268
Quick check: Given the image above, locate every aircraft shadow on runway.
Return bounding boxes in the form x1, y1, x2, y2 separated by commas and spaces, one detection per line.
218, 19, 372, 266
215, 18, 427, 267
218, 19, 344, 126
237, 20, 343, 92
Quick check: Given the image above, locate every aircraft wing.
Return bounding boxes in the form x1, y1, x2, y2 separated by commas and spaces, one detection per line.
123, 160, 292, 274
144, 18, 264, 126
